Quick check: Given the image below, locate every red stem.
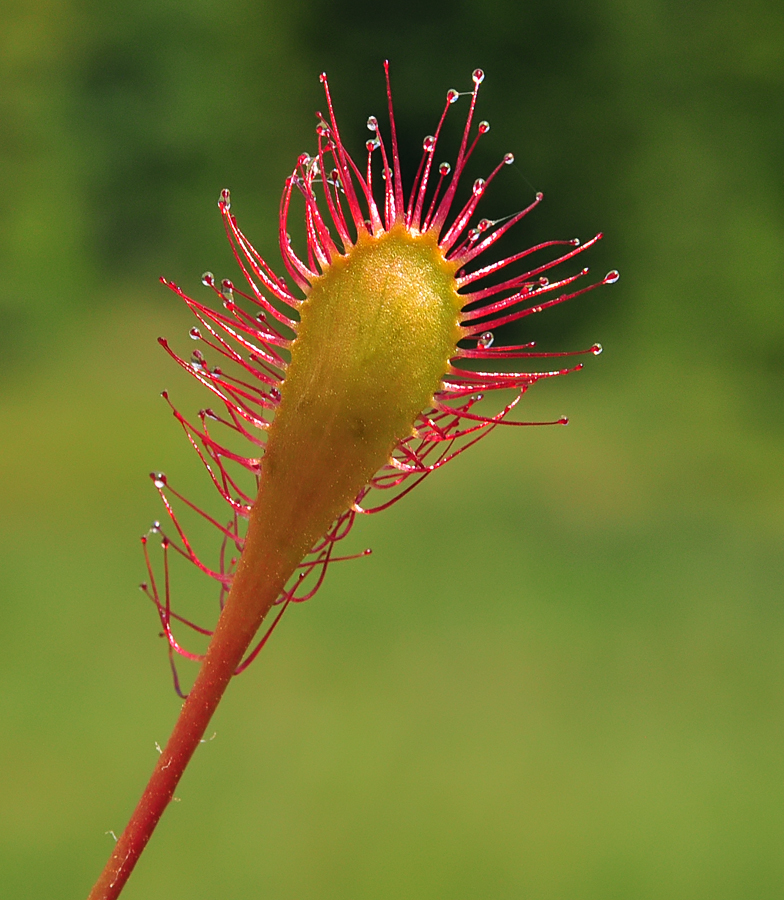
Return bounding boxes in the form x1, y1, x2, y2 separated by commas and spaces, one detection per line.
87, 515, 291, 900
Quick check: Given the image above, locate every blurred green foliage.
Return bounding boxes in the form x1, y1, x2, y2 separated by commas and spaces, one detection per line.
1, 0, 783, 898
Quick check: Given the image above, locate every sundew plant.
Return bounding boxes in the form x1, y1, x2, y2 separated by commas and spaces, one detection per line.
86, 63, 617, 899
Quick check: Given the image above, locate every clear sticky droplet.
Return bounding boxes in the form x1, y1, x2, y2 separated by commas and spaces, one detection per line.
219, 188, 231, 210
319, 72, 327, 83
189, 327, 201, 340
423, 134, 436, 153
473, 178, 485, 196
366, 138, 380, 152
571, 237, 581, 246
201, 271, 215, 288
604, 269, 620, 284
558, 416, 569, 425
447, 88, 459, 104
270, 386, 281, 402
503, 152, 514, 165
367, 115, 378, 131
477, 218, 491, 232
478, 331, 494, 349
591, 343, 603, 355
221, 279, 234, 299
478, 120, 490, 134
472, 68, 485, 84
535, 191, 544, 202
439, 161, 451, 175
153, 473, 166, 489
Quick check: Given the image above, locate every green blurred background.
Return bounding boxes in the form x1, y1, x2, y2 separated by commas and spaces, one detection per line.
2, 0, 783, 897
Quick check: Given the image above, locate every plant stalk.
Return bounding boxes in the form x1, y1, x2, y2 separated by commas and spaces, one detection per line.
87, 514, 292, 900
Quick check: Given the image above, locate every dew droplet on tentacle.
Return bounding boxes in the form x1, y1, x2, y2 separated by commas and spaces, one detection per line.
201, 271, 215, 288
189, 327, 201, 341
591, 343, 603, 355
604, 269, 620, 284
219, 188, 231, 210
477, 331, 494, 349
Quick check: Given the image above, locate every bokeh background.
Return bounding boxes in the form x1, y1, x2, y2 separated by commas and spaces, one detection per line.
2, 0, 783, 897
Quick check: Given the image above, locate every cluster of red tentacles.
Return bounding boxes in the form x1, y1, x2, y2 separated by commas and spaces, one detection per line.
141, 63, 618, 693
